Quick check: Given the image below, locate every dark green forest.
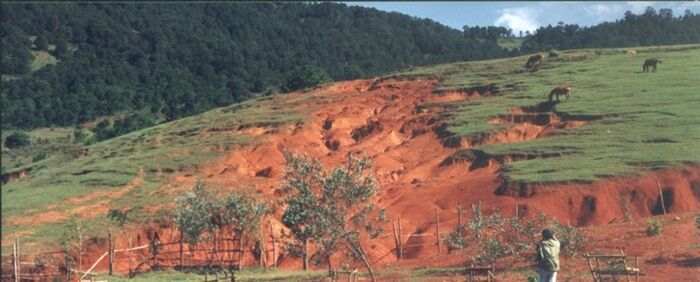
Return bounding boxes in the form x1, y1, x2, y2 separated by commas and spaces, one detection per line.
2, 3, 699, 134
520, 7, 700, 52
1, 3, 511, 130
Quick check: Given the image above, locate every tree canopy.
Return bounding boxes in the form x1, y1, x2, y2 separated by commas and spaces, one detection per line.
1, 3, 509, 130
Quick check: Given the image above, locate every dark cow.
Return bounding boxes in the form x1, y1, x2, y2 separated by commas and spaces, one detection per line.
548, 86, 573, 102
643, 58, 662, 72
525, 54, 544, 68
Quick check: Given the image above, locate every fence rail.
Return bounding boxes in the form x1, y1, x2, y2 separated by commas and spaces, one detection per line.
6, 203, 483, 280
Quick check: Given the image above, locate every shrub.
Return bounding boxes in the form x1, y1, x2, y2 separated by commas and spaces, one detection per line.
548, 49, 560, 58
549, 220, 586, 257
5, 132, 31, 148
646, 220, 662, 236
174, 180, 219, 247
283, 65, 332, 92
443, 225, 467, 252
476, 237, 509, 264
32, 152, 47, 162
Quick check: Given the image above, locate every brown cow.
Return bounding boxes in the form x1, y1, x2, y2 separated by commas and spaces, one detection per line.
643, 58, 662, 72
525, 54, 544, 68
548, 86, 573, 102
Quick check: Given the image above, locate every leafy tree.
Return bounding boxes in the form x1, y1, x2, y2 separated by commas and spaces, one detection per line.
62, 215, 89, 276
174, 180, 218, 249
283, 65, 332, 92
281, 151, 384, 281
220, 193, 268, 269
5, 132, 31, 148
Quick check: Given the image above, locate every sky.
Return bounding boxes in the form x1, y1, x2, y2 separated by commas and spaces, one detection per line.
346, 2, 700, 35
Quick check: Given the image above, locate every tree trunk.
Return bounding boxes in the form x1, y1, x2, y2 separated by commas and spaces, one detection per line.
347, 240, 375, 282
179, 230, 184, 269
303, 238, 309, 271
238, 232, 245, 269
326, 254, 333, 275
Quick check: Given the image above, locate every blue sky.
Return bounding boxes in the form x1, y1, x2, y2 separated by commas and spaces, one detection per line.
346, 2, 700, 35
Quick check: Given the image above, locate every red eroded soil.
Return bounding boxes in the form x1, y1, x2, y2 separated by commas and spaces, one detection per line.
71, 78, 700, 279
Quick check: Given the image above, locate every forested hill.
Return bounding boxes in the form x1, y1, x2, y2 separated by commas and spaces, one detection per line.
1, 3, 511, 129
521, 7, 700, 52
3, 4, 699, 132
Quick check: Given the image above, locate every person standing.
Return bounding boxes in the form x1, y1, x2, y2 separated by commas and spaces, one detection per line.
537, 228, 560, 282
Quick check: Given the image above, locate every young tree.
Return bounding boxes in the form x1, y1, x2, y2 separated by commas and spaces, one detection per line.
220, 193, 268, 269
280, 153, 324, 271
62, 215, 89, 276
174, 180, 218, 251
281, 151, 384, 281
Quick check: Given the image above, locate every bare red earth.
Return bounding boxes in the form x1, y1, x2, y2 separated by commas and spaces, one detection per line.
65, 78, 700, 280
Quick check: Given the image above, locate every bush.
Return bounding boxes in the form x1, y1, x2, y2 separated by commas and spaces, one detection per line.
32, 152, 46, 162
549, 220, 586, 257
548, 49, 560, 58
476, 237, 509, 264
443, 225, 467, 252
646, 220, 662, 236
283, 65, 332, 92
5, 132, 31, 148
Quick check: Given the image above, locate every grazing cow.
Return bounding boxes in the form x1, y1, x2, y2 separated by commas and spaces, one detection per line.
525, 54, 544, 68
548, 86, 573, 102
643, 58, 662, 72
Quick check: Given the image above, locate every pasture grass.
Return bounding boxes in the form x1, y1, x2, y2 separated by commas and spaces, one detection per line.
3, 43, 699, 252
94, 268, 326, 282
391, 44, 700, 183
1, 127, 74, 170
1, 98, 304, 248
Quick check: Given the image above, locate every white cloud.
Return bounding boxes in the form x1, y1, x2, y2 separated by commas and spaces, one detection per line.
584, 4, 626, 21
495, 7, 540, 34
626, 1, 656, 13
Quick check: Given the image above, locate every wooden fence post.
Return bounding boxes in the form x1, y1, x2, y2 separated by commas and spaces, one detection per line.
108, 230, 114, 275
435, 208, 441, 255
655, 178, 667, 215
398, 218, 403, 260
179, 229, 184, 270
13, 238, 19, 282
457, 203, 463, 228
457, 204, 464, 253
259, 226, 267, 270
302, 237, 308, 271
392, 221, 400, 261
269, 221, 276, 268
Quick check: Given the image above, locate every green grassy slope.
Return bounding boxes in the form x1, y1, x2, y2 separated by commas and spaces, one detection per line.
1, 97, 304, 249
391, 44, 700, 183
2, 44, 699, 251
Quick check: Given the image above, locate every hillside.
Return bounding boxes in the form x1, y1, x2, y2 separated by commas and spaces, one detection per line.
4, 3, 699, 136
1, 2, 509, 129
2, 44, 700, 280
